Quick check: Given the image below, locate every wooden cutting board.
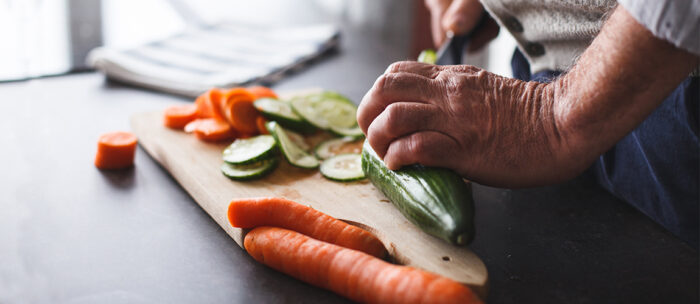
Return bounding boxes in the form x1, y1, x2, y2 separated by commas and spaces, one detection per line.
131, 107, 488, 297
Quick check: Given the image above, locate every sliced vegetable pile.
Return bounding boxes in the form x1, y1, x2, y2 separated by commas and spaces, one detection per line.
228, 197, 482, 304
162, 86, 366, 182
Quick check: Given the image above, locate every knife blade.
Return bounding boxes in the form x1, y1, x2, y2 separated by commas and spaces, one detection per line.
435, 13, 489, 66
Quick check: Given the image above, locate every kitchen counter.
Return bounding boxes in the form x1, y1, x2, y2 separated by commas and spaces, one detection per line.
1, 26, 697, 304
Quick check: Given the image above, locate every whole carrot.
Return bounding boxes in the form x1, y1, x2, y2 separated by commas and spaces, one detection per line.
245, 227, 482, 304
228, 197, 387, 259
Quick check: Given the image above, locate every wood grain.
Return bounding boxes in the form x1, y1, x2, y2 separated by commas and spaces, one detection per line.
131, 107, 488, 297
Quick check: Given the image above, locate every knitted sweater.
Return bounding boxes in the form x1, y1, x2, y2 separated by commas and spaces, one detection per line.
480, 0, 699, 75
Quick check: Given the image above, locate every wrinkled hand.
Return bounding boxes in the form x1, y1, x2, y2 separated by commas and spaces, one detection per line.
425, 0, 499, 52
357, 61, 580, 187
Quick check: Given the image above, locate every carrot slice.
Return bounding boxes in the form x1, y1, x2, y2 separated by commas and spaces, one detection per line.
221, 88, 259, 134
163, 104, 199, 129
228, 197, 387, 258
195, 95, 211, 118
245, 227, 482, 304
255, 116, 269, 134
184, 118, 236, 142
195, 88, 225, 120
94, 131, 138, 170
248, 86, 278, 99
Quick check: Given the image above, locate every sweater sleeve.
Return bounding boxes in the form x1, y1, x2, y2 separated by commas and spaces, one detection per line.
617, 0, 700, 56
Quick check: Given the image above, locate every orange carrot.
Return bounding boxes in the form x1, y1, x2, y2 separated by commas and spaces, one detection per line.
228, 197, 387, 258
221, 88, 259, 135
237, 132, 256, 139
163, 104, 199, 129
195, 88, 225, 120
245, 227, 482, 304
184, 118, 236, 142
248, 86, 278, 99
255, 116, 269, 134
94, 131, 138, 170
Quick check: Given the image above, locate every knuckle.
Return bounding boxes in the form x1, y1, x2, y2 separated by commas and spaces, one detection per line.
374, 73, 399, 96
385, 61, 407, 74
444, 76, 469, 100
383, 103, 402, 129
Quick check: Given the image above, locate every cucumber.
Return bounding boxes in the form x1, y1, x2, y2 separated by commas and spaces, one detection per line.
267, 121, 319, 169
222, 135, 276, 165
417, 49, 437, 64
290, 91, 357, 130
253, 98, 316, 134
314, 137, 362, 160
286, 129, 311, 152
361, 141, 475, 245
329, 125, 364, 139
221, 158, 278, 181
320, 154, 365, 182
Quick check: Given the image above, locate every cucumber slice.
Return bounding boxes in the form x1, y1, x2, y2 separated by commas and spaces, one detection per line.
320, 154, 365, 182
314, 137, 363, 160
290, 91, 357, 130
329, 125, 364, 139
254, 98, 316, 134
221, 158, 278, 181
417, 49, 437, 64
267, 121, 319, 169
222, 135, 276, 165
286, 129, 311, 152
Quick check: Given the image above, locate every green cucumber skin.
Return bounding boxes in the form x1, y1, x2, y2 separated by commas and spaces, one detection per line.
223, 147, 277, 165
361, 141, 475, 245
221, 158, 279, 181
258, 112, 317, 134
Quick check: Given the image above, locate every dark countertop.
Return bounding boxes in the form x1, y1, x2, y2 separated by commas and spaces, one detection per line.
1, 27, 697, 304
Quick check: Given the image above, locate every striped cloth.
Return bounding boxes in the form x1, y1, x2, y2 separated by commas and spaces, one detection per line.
88, 23, 339, 98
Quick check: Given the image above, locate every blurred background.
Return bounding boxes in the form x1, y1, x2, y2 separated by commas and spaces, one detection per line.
0, 0, 516, 84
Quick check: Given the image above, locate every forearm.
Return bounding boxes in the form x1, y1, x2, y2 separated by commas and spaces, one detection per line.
357, 5, 698, 188
550, 6, 699, 167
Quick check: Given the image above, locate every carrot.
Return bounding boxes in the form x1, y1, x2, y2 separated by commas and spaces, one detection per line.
94, 131, 138, 170
163, 104, 199, 129
184, 118, 236, 142
237, 132, 256, 139
245, 227, 482, 304
228, 197, 387, 258
221, 88, 259, 134
194, 95, 210, 118
255, 116, 269, 134
195, 88, 225, 120
248, 86, 278, 99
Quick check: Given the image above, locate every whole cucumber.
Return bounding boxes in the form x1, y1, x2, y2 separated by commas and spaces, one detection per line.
361, 141, 475, 245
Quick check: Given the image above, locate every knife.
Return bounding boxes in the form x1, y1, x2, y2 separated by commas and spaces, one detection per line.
435, 12, 489, 66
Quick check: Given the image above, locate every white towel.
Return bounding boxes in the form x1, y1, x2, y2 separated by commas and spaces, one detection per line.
88, 23, 340, 98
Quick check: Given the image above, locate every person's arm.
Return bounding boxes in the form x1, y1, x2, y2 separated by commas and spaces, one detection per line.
356, 6, 699, 187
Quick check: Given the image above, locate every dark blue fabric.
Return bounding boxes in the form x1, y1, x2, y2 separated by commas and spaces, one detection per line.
511, 48, 699, 248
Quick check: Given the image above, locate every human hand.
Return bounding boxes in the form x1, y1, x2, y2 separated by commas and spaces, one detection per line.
357, 61, 584, 187
424, 0, 500, 52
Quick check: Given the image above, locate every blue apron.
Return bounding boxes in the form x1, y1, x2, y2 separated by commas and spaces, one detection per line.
511, 49, 699, 248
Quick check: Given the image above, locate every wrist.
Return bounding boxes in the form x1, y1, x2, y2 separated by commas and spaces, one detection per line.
545, 76, 602, 178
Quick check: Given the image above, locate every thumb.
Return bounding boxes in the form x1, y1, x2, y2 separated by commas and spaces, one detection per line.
441, 0, 483, 35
